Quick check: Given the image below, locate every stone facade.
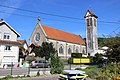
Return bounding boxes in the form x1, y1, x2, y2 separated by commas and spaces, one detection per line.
84, 10, 98, 56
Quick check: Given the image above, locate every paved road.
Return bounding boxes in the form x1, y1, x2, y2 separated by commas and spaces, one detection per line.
15, 76, 93, 80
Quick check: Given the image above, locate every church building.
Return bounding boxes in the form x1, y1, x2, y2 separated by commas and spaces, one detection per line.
29, 17, 86, 59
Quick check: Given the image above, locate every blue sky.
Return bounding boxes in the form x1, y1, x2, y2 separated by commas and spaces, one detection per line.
0, 0, 120, 43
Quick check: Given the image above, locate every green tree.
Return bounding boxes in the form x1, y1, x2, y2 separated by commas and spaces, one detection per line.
105, 36, 120, 63
92, 53, 105, 67
41, 42, 56, 60
50, 53, 64, 74
32, 42, 56, 60
19, 45, 25, 60
32, 42, 64, 74
32, 46, 44, 57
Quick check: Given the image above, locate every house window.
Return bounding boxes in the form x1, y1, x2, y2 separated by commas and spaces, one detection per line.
82, 48, 86, 54
59, 44, 64, 54
35, 33, 40, 41
76, 49, 78, 53
4, 45, 11, 51
68, 48, 71, 54
4, 33, 10, 40
76, 47, 79, 53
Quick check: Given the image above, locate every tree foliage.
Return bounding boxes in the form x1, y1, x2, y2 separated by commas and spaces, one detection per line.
93, 53, 103, 64
19, 45, 25, 60
32, 42, 56, 60
105, 36, 120, 63
50, 53, 64, 74
32, 42, 64, 74
98, 32, 120, 63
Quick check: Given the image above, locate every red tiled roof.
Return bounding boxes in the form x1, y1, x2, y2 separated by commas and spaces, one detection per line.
17, 40, 26, 44
41, 24, 85, 44
0, 40, 20, 45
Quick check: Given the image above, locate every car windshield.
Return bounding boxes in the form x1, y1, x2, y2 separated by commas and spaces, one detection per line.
35, 61, 38, 63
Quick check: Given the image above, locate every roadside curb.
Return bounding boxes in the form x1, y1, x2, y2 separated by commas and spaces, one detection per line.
0, 74, 59, 80
0, 71, 52, 79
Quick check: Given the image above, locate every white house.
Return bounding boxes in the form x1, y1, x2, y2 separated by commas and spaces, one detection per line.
30, 18, 87, 59
0, 19, 20, 68
97, 46, 109, 55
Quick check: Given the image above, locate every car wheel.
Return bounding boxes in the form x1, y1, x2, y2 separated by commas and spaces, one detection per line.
36, 66, 39, 68
47, 65, 50, 68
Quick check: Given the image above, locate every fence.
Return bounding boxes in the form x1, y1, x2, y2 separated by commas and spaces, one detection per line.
0, 59, 50, 77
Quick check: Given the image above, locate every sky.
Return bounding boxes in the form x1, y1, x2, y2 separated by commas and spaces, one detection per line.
0, 0, 120, 43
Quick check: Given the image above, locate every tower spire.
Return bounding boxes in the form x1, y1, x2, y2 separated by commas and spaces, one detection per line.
84, 10, 98, 56
37, 16, 41, 23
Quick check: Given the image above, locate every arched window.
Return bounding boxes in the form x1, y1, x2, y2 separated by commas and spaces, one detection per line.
82, 48, 86, 54
76, 49, 78, 53
59, 44, 64, 54
76, 47, 79, 53
68, 48, 71, 54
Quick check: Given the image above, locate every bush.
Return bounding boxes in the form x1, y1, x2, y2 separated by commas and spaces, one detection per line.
50, 53, 64, 74
26, 75, 30, 77
50, 67, 63, 74
36, 70, 40, 76
87, 68, 100, 79
96, 76, 109, 80
2, 75, 13, 80
67, 57, 73, 64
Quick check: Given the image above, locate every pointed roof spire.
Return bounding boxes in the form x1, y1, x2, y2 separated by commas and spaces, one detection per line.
37, 16, 41, 23
84, 9, 98, 18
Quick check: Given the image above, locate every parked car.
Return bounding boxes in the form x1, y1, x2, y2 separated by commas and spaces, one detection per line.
30, 60, 50, 68
59, 70, 88, 80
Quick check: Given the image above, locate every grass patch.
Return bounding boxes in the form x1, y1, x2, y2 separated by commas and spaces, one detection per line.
75, 65, 99, 72
75, 65, 101, 79
0, 75, 13, 80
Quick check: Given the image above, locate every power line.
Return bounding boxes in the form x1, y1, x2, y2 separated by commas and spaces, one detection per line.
0, 4, 120, 25
99, 20, 120, 24
0, 11, 37, 18
0, 11, 82, 23
0, 4, 83, 20
107, 26, 120, 37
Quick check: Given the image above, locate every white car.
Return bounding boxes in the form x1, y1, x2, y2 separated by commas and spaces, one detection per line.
59, 70, 88, 80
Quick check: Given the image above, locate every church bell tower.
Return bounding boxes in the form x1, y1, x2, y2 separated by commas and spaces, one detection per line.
84, 10, 98, 56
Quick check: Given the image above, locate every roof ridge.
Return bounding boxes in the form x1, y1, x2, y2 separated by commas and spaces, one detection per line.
41, 24, 85, 44
41, 24, 80, 37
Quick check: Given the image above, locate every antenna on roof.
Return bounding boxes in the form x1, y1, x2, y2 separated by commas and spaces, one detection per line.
0, 18, 3, 21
